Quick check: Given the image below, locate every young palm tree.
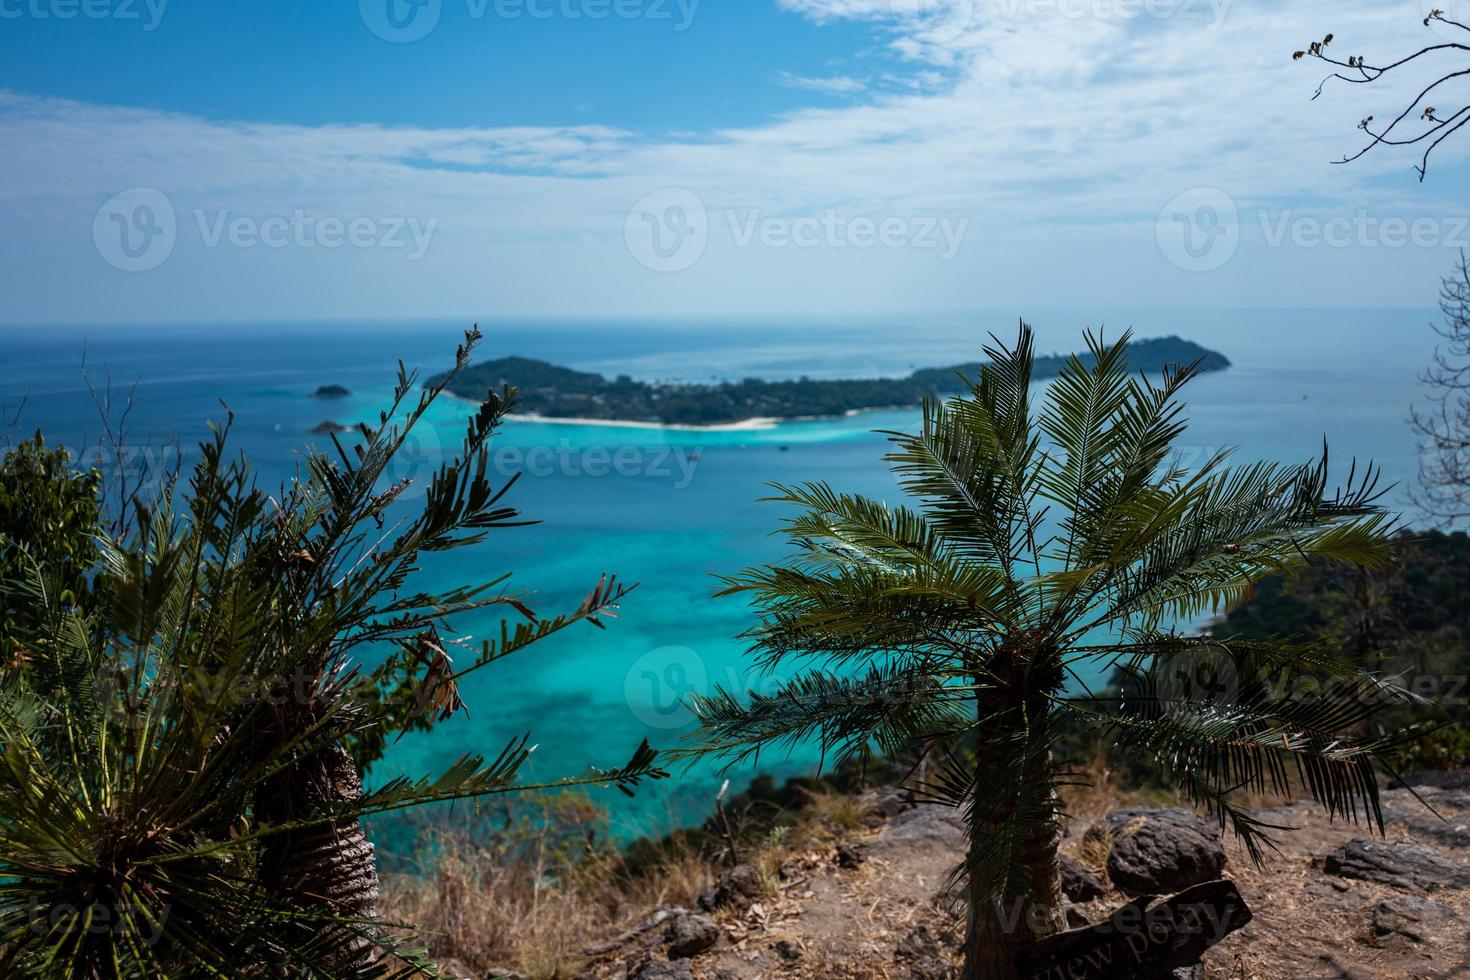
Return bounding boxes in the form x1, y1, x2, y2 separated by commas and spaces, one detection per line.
0, 327, 664, 978
687, 324, 1418, 979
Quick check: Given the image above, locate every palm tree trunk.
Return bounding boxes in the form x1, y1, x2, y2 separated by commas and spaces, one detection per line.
960, 769, 1065, 980
258, 740, 382, 972
961, 679, 1065, 980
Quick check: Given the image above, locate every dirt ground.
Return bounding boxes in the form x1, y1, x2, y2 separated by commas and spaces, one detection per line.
595, 773, 1470, 980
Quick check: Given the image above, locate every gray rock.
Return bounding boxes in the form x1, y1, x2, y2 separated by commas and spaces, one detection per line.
635, 962, 694, 980
1059, 857, 1107, 902
1382, 798, 1470, 849
882, 805, 966, 845
1018, 880, 1249, 980
1090, 808, 1226, 896
1324, 838, 1470, 893
699, 863, 766, 910
774, 939, 803, 961
1394, 770, 1470, 791
1372, 895, 1459, 944
860, 785, 917, 819
664, 913, 721, 958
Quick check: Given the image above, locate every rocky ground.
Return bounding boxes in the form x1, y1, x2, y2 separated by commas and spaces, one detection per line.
575, 772, 1470, 980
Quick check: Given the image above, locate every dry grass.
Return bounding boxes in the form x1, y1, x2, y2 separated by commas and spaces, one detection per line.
379, 786, 873, 978
380, 794, 714, 980
795, 788, 872, 837
1058, 746, 1173, 825
378, 757, 1352, 978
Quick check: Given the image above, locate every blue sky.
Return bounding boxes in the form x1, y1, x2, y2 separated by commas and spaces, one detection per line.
0, 2, 874, 130
1, 0, 1468, 324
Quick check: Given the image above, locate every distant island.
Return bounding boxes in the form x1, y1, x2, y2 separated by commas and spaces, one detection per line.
430, 336, 1230, 428
312, 384, 352, 398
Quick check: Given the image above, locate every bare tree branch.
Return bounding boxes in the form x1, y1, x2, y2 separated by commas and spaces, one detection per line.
1296, 15, 1470, 180
1411, 250, 1470, 523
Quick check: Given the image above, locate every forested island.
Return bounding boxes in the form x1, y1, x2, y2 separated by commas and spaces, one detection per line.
432, 335, 1231, 426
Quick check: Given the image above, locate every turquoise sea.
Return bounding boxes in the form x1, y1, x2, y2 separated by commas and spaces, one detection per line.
0, 310, 1440, 848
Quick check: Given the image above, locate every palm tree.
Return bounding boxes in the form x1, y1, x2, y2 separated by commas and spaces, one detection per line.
687, 323, 1419, 979
0, 327, 664, 978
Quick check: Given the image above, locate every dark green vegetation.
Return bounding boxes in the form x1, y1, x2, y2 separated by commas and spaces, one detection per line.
432, 335, 1230, 426
1215, 529, 1470, 771
0, 328, 663, 978
0, 432, 101, 647
683, 324, 1418, 980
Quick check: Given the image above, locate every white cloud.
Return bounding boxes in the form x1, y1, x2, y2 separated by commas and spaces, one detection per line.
1, 1, 1467, 324
775, 71, 869, 94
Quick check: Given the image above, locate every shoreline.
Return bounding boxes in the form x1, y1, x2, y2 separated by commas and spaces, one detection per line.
504, 412, 782, 432
439, 387, 919, 432
502, 403, 922, 431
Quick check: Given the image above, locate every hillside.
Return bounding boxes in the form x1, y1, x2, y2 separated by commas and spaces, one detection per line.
429, 336, 1231, 426
386, 770, 1470, 979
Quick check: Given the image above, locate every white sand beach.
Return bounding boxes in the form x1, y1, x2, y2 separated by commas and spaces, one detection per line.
504, 413, 781, 432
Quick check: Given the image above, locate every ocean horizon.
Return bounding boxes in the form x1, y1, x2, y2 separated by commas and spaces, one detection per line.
0, 308, 1442, 846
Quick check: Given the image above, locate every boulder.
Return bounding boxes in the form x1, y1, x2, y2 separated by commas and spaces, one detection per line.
859, 785, 917, 819
1017, 880, 1251, 980
1371, 895, 1461, 945
1324, 838, 1470, 893
881, 805, 966, 846
664, 913, 721, 958
1090, 808, 1226, 896
699, 864, 765, 911
1059, 857, 1107, 902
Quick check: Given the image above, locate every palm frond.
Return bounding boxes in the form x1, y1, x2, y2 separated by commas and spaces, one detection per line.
684, 663, 966, 770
